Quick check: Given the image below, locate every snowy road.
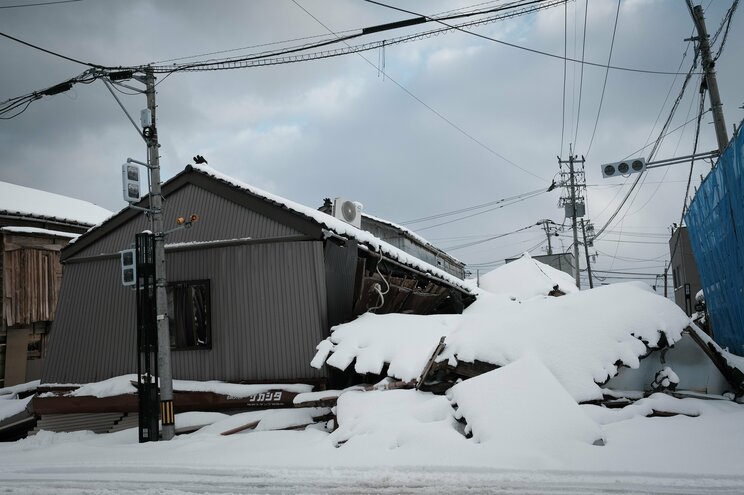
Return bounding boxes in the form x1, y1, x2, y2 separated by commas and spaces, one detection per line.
2, 466, 743, 494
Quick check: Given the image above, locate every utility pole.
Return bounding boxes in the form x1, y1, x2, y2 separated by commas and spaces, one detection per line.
144, 67, 175, 440
688, 2, 729, 153
540, 220, 554, 255
581, 219, 594, 289
558, 153, 585, 288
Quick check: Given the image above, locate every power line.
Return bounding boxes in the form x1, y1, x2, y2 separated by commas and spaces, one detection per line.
573, 0, 588, 147
0, 30, 104, 68
151, 0, 563, 74
291, 0, 548, 183
443, 224, 539, 251
362, 0, 695, 76
559, 0, 567, 157
584, 0, 620, 158
0, 0, 82, 8
401, 187, 547, 224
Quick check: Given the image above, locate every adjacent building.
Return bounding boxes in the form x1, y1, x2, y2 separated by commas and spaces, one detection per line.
0, 181, 111, 387
41, 165, 474, 392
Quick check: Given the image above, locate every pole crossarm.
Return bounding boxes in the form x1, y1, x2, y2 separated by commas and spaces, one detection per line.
645, 150, 719, 169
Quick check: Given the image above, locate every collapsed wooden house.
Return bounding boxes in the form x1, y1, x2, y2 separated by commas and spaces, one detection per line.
30, 164, 474, 430
0, 180, 111, 389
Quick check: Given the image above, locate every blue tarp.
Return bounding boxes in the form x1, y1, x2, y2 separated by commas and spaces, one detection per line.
685, 121, 744, 355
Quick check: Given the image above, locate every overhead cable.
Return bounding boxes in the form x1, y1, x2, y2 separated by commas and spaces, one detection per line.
363, 0, 695, 76
0, 31, 104, 68
584, 0, 621, 158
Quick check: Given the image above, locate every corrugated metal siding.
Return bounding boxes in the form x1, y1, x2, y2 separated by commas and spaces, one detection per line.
74, 185, 301, 259
42, 240, 328, 384
42, 259, 137, 383
323, 240, 358, 330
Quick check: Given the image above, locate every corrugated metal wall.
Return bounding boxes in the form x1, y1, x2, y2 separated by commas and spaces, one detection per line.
75, 184, 301, 259
42, 240, 328, 384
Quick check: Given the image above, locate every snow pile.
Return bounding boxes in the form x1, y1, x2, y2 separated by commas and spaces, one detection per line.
0, 180, 112, 226
331, 389, 461, 450
315, 282, 691, 402
440, 283, 690, 402
311, 312, 463, 381
447, 354, 602, 446
479, 253, 578, 299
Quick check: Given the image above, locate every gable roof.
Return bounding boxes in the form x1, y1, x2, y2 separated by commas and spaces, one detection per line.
0, 180, 112, 228
64, 164, 472, 294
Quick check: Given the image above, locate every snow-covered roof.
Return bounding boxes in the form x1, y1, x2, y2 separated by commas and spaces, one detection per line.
313, 282, 693, 403
0, 226, 79, 238
190, 165, 471, 293
479, 253, 578, 299
361, 212, 465, 266
0, 180, 112, 227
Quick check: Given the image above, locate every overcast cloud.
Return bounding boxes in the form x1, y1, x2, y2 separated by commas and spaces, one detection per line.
2, 0, 742, 289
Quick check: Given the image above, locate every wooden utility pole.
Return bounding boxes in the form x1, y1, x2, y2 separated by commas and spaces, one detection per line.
688, 2, 729, 152
144, 67, 175, 441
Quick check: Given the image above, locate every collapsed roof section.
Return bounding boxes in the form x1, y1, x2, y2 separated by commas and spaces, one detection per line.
313, 280, 744, 402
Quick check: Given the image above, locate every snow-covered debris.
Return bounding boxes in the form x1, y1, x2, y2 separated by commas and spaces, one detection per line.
0, 180, 112, 226
312, 312, 463, 381
479, 252, 578, 299
49, 375, 312, 399
192, 407, 330, 436
0, 380, 39, 399
314, 282, 691, 403
447, 354, 602, 446
439, 283, 690, 402
0, 395, 32, 423
651, 366, 680, 392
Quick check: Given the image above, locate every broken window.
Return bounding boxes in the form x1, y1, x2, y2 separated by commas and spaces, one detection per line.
167, 280, 211, 350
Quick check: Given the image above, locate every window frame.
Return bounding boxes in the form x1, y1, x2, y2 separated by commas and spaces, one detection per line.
166, 279, 212, 351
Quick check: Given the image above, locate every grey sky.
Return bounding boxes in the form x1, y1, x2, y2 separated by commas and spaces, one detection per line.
1, 0, 742, 289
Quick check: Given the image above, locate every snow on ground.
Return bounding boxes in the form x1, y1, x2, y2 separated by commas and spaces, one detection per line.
1, 390, 744, 493
2, 257, 743, 492
478, 252, 579, 299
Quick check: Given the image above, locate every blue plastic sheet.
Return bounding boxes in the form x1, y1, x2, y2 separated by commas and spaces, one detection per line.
685, 121, 744, 355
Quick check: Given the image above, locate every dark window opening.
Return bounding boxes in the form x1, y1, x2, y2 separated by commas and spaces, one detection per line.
167, 280, 211, 350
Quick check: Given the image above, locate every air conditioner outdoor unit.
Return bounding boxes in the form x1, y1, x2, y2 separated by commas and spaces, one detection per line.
333, 197, 362, 228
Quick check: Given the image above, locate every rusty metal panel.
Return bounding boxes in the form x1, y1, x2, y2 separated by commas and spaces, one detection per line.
42, 240, 328, 385
73, 183, 302, 259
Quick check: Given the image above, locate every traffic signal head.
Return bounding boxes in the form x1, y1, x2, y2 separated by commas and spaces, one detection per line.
601, 158, 646, 178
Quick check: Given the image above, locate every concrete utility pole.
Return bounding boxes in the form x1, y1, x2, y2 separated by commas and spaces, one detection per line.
144, 67, 175, 440
688, 2, 729, 153
558, 154, 585, 288
581, 219, 594, 289
540, 220, 554, 256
